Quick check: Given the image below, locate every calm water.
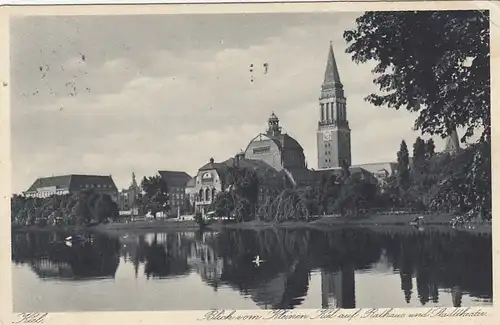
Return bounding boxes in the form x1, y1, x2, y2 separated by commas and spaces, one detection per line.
12, 227, 492, 312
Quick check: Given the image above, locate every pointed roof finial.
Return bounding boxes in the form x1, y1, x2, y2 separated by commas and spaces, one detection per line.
269, 111, 279, 122
444, 128, 461, 155
323, 42, 342, 87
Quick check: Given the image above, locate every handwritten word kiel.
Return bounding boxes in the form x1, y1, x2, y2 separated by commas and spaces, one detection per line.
12, 313, 48, 324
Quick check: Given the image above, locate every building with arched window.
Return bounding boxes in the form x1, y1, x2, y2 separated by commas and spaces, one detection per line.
187, 154, 289, 216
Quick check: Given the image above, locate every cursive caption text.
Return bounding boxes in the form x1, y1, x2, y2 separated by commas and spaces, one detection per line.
198, 308, 488, 321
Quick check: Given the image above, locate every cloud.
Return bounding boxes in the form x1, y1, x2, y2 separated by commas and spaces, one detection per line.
10, 12, 451, 193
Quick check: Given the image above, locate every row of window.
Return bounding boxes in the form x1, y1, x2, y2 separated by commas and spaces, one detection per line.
79, 184, 114, 189
31, 190, 68, 198
197, 188, 217, 202
169, 199, 183, 206
320, 102, 346, 121
324, 143, 331, 148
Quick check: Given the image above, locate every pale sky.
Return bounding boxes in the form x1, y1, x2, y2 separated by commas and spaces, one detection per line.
10, 13, 449, 194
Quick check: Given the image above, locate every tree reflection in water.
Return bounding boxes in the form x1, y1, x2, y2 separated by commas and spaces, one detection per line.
12, 227, 492, 309
12, 231, 121, 280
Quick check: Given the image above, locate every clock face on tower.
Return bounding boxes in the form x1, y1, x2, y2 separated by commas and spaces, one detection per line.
322, 130, 332, 141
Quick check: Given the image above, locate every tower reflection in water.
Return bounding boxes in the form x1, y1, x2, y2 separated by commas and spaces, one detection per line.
321, 265, 356, 309
11, 227, 492, 309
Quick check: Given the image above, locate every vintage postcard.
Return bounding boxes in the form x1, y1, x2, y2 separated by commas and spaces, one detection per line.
0, 1, 497, 325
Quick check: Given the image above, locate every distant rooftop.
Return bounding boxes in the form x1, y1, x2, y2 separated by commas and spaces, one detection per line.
25, 174, 118, 193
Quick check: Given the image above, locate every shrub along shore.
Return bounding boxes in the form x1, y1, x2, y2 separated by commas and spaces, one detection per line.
12, 212, 491, 236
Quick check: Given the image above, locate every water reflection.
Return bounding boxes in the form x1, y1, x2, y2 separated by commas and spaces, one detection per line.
12, 232, 121, 280
12, 227, 492, 310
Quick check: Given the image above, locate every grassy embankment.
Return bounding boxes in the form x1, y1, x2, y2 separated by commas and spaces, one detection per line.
11, 213, 491, 236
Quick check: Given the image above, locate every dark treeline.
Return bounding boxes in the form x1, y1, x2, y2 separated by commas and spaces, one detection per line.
11, 190, 119, 227
209, 136, 491, 223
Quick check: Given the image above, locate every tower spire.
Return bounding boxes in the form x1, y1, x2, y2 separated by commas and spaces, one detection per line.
323, 41, 342, 88
317, 42, 351, 170
444, 128, 461, 155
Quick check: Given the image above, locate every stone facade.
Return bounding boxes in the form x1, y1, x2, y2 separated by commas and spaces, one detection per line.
158, 170, 192, 217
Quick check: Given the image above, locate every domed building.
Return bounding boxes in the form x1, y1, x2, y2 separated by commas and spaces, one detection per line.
185, 43, 392, 216
244, 112, 307, 172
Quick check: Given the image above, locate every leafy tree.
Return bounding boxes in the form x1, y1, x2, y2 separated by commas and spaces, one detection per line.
412, 137, 427, 169
318, 173, 341, 215
344, 10, 491, 218
140, 175, 170, 218
212, 191, 235, 219
396, 140, 411, 191
225, 166, 259, 221
425, 139, 436, 159
344, 10, 489, 141
334, 174, 377, 217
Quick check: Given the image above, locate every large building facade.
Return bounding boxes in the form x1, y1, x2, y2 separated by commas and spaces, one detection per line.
158, 170, 192, 216
24, 174, 119, 201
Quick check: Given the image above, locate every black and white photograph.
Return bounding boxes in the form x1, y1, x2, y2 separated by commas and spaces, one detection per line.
4, 3, 494, 314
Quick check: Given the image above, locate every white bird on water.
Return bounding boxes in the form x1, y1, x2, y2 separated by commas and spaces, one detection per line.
252, 255, 265, 267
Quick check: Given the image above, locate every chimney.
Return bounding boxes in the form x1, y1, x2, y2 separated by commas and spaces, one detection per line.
235, 153, 240, 167
209, 157, 214, 164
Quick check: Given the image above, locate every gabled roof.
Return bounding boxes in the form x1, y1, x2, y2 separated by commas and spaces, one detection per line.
25, 174, 118, 193
285, 166, 378, 187
247, 133, 304, 153
158, 170, 192, 188
26, 175, 72, 192
186, 177, 196, 188
355, 162, 397, 176
197, 157, 286, 188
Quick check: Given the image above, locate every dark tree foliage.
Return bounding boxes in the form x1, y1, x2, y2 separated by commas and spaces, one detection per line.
425, 139, 436, 159
318, 173, 341, 215
334, 174, 378, 217
212, 191, 235, 219
139, 175, 170, 217
396, 140, 411, 191
413, 137, 427, 168
344, 10, 490, 141
11, 190, 119, 226
430, 143, 491, 219
224, 166, 260, 221
344, 10, 491, 218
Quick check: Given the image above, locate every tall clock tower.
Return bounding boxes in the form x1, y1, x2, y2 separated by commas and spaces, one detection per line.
317, 42, 351, 169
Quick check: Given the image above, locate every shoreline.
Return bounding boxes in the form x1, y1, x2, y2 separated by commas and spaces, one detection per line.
11, 213, 491, 236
